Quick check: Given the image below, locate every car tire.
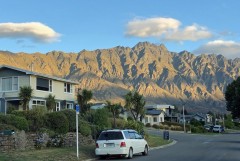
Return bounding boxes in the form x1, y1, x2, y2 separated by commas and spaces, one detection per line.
127, 148, 133, 159
142, 145, 148, 156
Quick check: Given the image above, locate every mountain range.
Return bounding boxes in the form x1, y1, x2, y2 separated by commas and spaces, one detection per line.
1, 42, 240, 113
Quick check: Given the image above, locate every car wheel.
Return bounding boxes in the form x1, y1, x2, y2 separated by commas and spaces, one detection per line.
142, 145, 148, 156
127, 148, 133, 159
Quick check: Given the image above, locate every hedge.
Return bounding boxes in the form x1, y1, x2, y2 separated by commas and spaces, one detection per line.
45, 112, 69, 134
0, 114, 29, 131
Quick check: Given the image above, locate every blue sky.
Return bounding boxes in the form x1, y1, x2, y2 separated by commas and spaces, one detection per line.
0, 0, 240, 59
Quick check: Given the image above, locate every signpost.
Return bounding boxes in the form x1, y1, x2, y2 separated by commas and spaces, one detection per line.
76, 105, 80, 158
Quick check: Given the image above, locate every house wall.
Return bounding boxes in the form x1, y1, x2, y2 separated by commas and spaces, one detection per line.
30, 75, 75, 101
143, 113, 165, 125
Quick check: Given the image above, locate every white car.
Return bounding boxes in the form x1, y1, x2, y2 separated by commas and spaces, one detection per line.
212, 125, 224, 133
95, 129, 149, 159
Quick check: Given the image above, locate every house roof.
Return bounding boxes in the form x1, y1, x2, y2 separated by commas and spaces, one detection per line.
145, 104, 175, 110
146, 109, 162, 115
0, 65, 79, 84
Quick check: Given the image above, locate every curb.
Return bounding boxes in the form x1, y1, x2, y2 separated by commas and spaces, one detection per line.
149, 139, 177, 150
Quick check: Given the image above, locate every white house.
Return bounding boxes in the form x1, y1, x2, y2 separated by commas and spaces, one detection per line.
143, 109, 165, 125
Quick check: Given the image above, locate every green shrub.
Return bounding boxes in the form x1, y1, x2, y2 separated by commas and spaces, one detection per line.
145, 123, 151, 127
93, 108, 111, 130
109, 118, 126, 129
124, 120, 144, 133
59, 109, 76, 132
191, 126, 206, 133
152, 124, 160, 129
45, 112, 69, 134
0, 114, 28, 131
12, 107, 47, 132
79, 119, 92, 136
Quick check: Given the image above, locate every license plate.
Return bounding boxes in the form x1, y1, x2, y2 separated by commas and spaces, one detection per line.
104, 143, 115, 147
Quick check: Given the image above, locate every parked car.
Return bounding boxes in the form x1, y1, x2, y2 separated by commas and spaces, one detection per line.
212, 125, 224, 133
204, 125, 214, 132
95, 129, 149, 159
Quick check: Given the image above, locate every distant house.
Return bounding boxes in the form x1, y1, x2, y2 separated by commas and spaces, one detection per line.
142, 109, 165, 125
179, 113, 213, 124
142, 104, 175, 125
0, 65, 78, 114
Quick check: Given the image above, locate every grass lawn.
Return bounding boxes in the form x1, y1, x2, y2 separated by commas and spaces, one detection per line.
0, 134, 171, 161
146, 134, 172, 148
0, 145, 95, 161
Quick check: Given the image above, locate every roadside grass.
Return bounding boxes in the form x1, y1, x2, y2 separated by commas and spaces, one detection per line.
0, 145, 95, 161
146, 134, 172, 148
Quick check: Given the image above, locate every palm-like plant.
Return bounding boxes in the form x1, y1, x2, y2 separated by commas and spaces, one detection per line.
124, 91, 146, 121
77, 89, 92, 113
19, 86, 33, 110
106, 101, 121, 128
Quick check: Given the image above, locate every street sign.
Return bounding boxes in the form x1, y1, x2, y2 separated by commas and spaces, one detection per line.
76, 105, 80, 114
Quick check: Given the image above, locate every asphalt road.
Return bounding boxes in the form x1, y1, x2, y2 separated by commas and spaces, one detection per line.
96, 129, 240, 161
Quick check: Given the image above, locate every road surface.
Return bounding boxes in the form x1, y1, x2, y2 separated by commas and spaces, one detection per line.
96, 129, 240, 161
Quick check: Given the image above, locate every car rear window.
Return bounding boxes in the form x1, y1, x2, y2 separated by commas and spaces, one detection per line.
98, 131, 124, 140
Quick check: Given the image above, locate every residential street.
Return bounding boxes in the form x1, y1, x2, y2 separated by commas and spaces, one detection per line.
96, 129, 240, 161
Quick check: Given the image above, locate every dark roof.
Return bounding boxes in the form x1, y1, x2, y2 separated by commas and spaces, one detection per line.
146, 109, 162, 115
0, 65, 78, 84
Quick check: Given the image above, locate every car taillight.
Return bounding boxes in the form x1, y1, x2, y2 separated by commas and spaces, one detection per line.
120, 142, 126, 147
96, 143, 99, 148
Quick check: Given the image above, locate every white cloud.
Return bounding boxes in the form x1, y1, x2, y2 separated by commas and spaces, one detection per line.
0, 22, 60, 43
193, 40, 240, 59
164, 24, 212, 41
125, 17, 212, 41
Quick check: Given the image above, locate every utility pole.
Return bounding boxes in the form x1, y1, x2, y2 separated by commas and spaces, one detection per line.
183, 104, 186, 133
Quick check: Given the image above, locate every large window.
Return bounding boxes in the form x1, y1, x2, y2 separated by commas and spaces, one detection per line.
1, 77, 18, 91
32, 99, 46, 108
64, 83, 72, 93
36, 77, 52, 92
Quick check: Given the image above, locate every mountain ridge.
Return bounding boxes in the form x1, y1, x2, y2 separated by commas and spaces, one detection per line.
1, 42, 239, 113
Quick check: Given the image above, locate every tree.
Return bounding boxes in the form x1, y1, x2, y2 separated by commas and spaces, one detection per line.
124, 91, 146, 121
19, 86, 33, 110
225, 77, 240, 118
46, 94, 56, 111
224, 114, 234, 129
106, 101, 121, 128
77, 89, 92, 113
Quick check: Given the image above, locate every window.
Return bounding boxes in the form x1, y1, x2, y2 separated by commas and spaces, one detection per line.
1, 77, 18, 91
56, 102, 60, 111
66, 103, 73, 109
123, 131, 130, 139
98, 131, 124, 140
64, 83, 72, 93
36, 77, 52, 92
32, 99, 46, 108
145, 117, 149, 123
153, 117, 158, 122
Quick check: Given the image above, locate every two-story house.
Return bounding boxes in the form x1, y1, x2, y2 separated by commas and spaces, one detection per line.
0, 65, 78, 114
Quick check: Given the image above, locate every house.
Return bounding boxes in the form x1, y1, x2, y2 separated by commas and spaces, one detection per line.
142, 109, 165, 125
142, 104, 175, 125
0, 65, 78, 114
